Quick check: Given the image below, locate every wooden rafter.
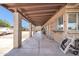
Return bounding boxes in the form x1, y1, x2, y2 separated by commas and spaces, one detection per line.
44, 5, 67, 26
26, 13, 55, 17
21, 6, 60, 12
17, 9, 36, 25
22, 9, 58, 14
3, 3, 65, 9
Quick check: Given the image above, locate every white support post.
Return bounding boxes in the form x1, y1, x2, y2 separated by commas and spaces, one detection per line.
47, 24, 49, 35
29, 23, 32, 37
33, 25, 36, 35
13, 12, 22, 48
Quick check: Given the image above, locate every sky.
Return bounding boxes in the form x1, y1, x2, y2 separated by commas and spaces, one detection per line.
0, 6, 29, 28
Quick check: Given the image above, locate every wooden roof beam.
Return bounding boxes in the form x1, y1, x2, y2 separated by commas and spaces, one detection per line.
17, 9, 36, 25
6, 4, 65, 9
0, 5, 14, 12
43, 5, 67, 26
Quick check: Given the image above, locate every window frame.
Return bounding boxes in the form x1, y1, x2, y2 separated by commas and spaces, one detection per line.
57, 16, 64, 31
67, 12, 79, 31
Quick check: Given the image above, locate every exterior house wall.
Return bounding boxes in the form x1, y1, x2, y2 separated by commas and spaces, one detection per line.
44, 8, 79, 44
47, 18, 65, 44
45, 24, 54, 40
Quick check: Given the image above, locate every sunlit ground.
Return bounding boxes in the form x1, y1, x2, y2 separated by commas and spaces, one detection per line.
0, 31, 29, 56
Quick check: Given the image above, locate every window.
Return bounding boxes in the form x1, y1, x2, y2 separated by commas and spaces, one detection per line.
68, 13, 79, 31
68, 13, 76, 30
57, 16, 63, 31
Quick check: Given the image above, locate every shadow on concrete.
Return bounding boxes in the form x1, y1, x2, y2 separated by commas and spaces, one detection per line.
4, 32, 39, 56
4, 31, 76, 56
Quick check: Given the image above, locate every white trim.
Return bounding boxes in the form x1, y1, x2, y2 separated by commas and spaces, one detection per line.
63, 16, 64, 31
66, 13, 68, 31
76, 13, 78, 31
56, 17, 58, 30
57, 16, 64, 31
67, 13, 77, 31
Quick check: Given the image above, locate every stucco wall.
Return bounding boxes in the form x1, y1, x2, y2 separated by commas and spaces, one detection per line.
45, 14, 79, 44
47, 18, 65, 44
53, 32, 64, 44
43, 7, 79, 44
47, 20, 79, 44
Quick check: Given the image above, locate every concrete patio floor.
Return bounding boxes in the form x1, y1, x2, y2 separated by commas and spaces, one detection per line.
3, 31, 78, 56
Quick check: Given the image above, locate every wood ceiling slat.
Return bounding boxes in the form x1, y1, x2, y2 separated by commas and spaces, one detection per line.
30, 16, 52, 19
23, 9, 58, 14
28, 15, 55, 18
21, 6, 60, 12
26, 13, 55, 17
5, 3, 65, 9
24, 12, 56, 16
31, 16, 51, 25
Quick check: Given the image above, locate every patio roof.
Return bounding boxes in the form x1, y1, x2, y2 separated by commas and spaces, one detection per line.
1, 3, 66, 26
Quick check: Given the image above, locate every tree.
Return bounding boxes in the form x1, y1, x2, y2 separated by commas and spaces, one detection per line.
0, 19, 11, 27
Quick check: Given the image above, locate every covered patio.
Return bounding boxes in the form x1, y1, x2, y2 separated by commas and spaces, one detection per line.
0, 3, 79, 56
0, 3, 66, 48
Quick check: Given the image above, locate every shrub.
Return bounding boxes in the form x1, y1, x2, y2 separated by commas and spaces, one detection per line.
0, 19, 11, 28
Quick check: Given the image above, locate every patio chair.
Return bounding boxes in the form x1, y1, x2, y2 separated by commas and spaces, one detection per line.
60, 37, 74, 52
60, 37, 79, 55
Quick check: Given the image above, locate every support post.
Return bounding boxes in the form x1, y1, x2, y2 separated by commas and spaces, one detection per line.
13, 12, 22, 48
33, 25, 36, 35
47, 24, 49, 35
29, 23, 32, 37
63, 13, 68, 38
